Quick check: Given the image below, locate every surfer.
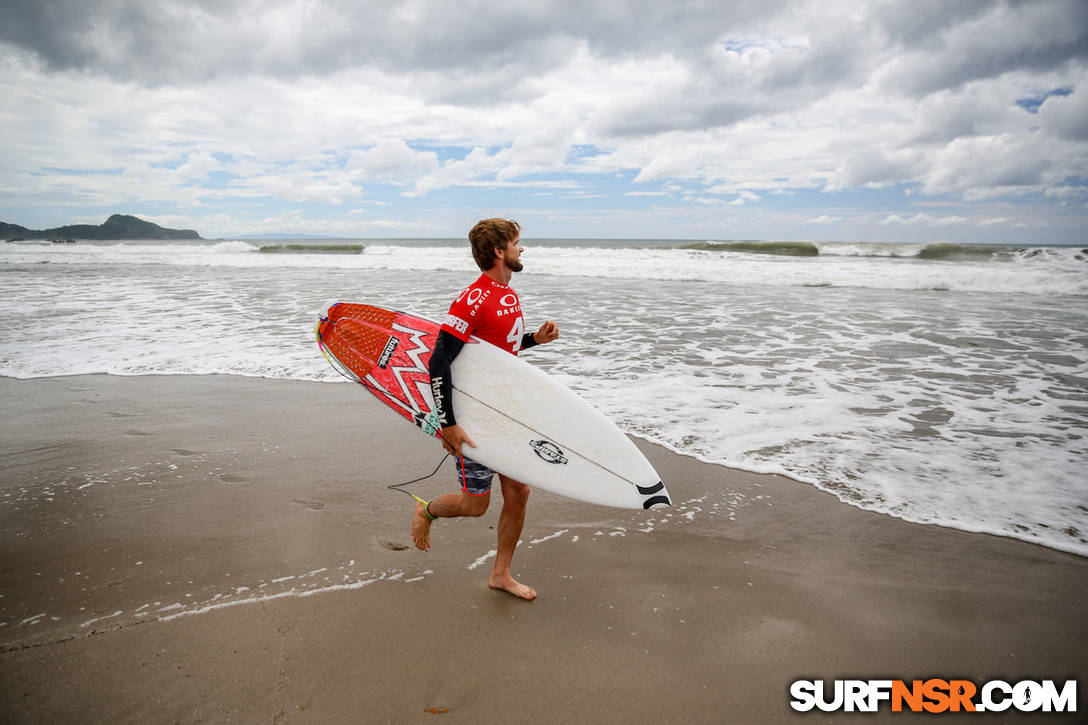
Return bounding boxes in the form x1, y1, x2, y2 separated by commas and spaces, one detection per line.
413, 218, 559, 601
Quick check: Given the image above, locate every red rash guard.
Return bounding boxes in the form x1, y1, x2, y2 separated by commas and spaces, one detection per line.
429, 273, 538, 427
441, 273, 528, 353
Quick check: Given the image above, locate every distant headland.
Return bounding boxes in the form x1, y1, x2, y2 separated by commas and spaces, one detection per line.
2, 214, 202, 241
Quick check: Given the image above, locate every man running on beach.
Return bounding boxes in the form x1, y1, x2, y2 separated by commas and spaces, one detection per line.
412, 218, 559, 601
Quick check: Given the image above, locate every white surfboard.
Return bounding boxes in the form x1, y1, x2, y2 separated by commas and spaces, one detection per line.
317, 303, 671, 509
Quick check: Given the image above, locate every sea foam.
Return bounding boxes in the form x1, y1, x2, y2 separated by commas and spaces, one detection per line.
1, 239, 1086, 556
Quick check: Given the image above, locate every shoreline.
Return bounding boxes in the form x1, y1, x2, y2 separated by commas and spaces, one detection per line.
2, 374, 1085, 722
8, 370, 1083, 560
627, 426, 1088, 562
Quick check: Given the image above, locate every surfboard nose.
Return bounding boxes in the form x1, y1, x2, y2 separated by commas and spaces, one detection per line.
318, 304, 402, 380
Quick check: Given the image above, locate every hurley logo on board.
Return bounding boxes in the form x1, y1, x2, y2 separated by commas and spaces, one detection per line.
377, 336, 399, 368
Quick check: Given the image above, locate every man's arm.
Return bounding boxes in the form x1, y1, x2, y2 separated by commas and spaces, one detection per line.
429, 320, 557, 455
428, 330, 475, 457
525, 320, 559, 348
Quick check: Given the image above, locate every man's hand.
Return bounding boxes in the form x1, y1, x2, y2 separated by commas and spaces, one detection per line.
440, 424, 476, 458
533, 320, 559, 345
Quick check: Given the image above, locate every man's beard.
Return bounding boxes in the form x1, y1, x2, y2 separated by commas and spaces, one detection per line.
505, 248, 523, 272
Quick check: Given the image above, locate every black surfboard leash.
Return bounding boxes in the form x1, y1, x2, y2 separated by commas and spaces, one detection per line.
386, 452, 449, 498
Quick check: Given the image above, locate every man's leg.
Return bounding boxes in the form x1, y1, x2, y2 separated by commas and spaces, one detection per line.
488, 475, 536, 600
411, 490, 489, 551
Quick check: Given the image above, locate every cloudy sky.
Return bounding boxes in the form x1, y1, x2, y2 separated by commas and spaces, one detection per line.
1, 0, 1086, 242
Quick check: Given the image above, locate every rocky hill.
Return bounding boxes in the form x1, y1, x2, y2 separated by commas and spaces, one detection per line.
2, 214, 201, 240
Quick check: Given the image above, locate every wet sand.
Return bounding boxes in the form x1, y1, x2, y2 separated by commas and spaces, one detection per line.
1, 374, 1085, 723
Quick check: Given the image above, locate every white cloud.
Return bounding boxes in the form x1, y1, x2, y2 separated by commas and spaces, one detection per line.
0, 1, 1085, 241
346, 139, 439, 183
247, 171, 362, 205
879, 213, 968, 226
826, 149, 923, 191
921, 133, 1058, 200
408, 146, 511, 196
229, 210, 434, 237
176, 151, 220, 180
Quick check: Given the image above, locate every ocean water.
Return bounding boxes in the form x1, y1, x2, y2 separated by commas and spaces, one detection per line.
2, 238, 1086, 556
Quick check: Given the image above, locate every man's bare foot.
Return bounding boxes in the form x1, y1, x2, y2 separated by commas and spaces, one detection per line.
411, 500, 432, 551
488, 574, 537, 601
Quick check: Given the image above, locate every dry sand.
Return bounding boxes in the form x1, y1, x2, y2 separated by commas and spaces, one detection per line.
1, 374, 1085, 723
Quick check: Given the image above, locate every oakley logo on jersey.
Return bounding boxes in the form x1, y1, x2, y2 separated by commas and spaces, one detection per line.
441, 273, 525, 355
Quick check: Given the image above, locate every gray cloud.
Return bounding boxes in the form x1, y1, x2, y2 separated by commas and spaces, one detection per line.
597, 96, 763, 138
877, 0, 1088, 97
872, 0, 994, 47
0, 0, 785, 82
1038, 88, 1088, 141
4, 1, 1085, 129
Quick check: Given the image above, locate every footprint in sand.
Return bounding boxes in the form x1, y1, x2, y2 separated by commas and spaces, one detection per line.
291, 499, 325, 511
122, 429, 151, 436
170, 449, 197, 456
383, 541, 409, 551
219, 474, 247, 484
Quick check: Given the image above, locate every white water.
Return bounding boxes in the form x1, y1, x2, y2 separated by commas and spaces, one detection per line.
2, 238, 1086, 555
